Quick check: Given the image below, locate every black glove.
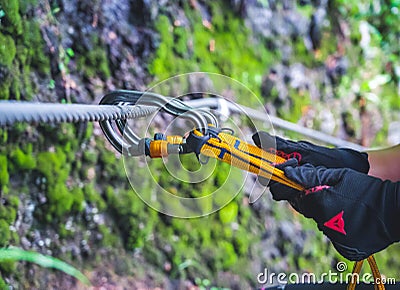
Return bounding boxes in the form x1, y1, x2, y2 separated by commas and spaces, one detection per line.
270, 163, 400, 261
252, 131, 370, 173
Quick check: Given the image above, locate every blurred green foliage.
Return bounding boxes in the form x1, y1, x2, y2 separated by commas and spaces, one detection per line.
332, 0, 400, 145
149, 2, 275, 101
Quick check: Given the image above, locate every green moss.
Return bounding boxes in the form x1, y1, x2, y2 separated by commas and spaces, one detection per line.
291, 39, 316, 67
34, 148, 87, 220
148, 15, 175, 77
105, 186, 157, 250
0, 82, 10, 100
218, 202, 238, 224
97, 224, 119, 247
0, 129, 7, 145
57, 223, 73, 239
0, 0, 50, 100
83, 183, 106, 211
0, 259, 15, 277
0, 219, 10, 246
0, 32, 16, 68
0, 0, 22, 35
22, 20, 50, 75
0, 196, 18, 254
70, 186, 85, 212
218, 241, 237, 270
97, 145, 126, 183
232, 227, 250, 256
0, 0, 396, 287
149, 3, 274, 103
82, 150, 97, 164
18, 0, 38, 14
76, 35, 111, 80
10, 145, 36, 171
0, 155, 9, 193
0, 201, 18, 224
279, 88, 311, 123
84, 123, 94, 140
46, 182, 74, 219
36, 149, 69, 186
0, 276, 7, 290
173, 26, 189, 57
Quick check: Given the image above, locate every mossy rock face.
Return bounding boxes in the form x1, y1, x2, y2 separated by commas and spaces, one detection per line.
0, 0, 50, 101
148, 5, 274, 100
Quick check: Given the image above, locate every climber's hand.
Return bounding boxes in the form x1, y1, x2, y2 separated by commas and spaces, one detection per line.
270, 163, 400, 261
252, 131, 370, 173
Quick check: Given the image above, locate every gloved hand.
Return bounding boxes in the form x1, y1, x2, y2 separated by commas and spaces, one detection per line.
252, 131, 370, 173
270, 163, 400, 261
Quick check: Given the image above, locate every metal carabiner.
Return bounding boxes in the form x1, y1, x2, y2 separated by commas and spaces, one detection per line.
98, 90, 219, 155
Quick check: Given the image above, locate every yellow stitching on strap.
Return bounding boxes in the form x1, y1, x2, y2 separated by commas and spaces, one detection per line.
200, 136, 304, 191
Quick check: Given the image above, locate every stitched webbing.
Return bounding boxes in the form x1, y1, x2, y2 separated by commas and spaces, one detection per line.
193, 130, 304, 190
347, 256, 385, 290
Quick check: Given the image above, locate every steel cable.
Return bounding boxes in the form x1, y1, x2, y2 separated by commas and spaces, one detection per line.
0, 101, 157, 127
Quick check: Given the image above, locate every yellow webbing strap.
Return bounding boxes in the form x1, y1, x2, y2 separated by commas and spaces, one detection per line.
347, 256, 385, 290
192, 129, 303, 190
348, 259, 364, 290
166, 135, 183, 144
367, 255, 385, 290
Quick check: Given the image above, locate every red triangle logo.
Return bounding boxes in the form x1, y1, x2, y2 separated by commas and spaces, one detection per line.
324, 211, 346, 235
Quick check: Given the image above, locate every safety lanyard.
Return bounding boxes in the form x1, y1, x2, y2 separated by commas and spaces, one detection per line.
144, 127, 384, 290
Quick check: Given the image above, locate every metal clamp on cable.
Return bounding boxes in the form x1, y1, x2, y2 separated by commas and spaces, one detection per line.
99, 90, 218, 155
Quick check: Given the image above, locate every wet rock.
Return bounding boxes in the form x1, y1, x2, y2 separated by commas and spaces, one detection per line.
188, 73, 215, 95
326, 55, 348, 85
130, 0, 160, 25
21, 237, 32, 249
229, 0, 247, 16
309, 10, 324, 50
246, 4, 308, 40
319, 108, 336, 135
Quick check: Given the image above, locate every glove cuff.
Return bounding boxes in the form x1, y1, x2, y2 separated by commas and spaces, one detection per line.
386, 181, 400, 242
338, 148, 370, 174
